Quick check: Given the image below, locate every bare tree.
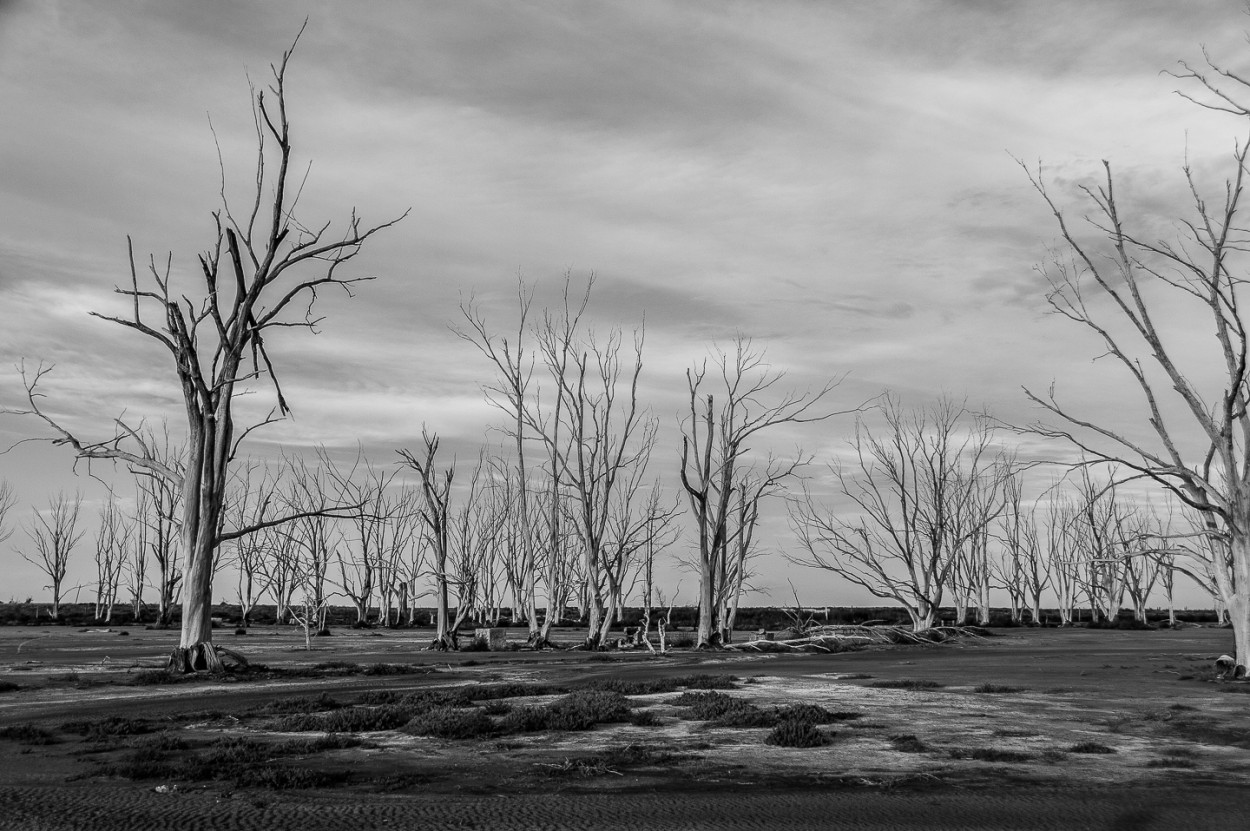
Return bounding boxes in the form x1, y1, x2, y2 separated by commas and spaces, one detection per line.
400, 430, 459, 649
1019, 48, 1250, 668
791, 396, 1002, 632
681, 337, 846, 648
135, 465, 183, 626
20, 493, 86, 619
93, 499, 132, 622
5, 32, 403, 671
0, 481, 14, 548
459, 283, 542, 642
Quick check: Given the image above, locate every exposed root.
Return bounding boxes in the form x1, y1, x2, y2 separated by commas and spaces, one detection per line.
166, 643, 250, 674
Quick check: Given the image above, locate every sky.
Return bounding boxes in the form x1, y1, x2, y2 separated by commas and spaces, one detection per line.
2, 0, 1249, 609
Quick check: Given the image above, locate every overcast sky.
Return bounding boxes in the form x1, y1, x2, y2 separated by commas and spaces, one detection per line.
2, 0, 1249, 607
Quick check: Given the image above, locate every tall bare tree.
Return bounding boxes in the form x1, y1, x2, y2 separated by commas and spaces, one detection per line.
681, 337, 845, 648
1021, 48, 1250, 667
459, 283, 541, 642
400, 430, 459, 649
7, 33, 403, 670
93, 499, 132, 622
0, 481, 15, 566
20, 493, 86, 620
792, 397, 1003, 632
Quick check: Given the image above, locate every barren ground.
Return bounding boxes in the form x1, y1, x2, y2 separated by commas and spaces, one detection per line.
2, 624, 1249, 829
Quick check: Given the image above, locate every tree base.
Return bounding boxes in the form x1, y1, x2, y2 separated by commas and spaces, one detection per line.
167, 644, 250, 674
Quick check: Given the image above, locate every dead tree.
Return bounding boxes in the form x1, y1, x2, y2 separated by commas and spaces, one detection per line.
93, 499, 132, 623
681, 337, 846, 648
400, 430, 459, 649
20, 492, 85, 620
1020, 48, 1250, 668
791, 396, 1002, 632
459, 283, 542, 642
0, 481, 14, 550
5, 31, 403, 671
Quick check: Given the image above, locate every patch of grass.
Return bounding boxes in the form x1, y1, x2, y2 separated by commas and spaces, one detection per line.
1146, 757, 1197, 768
993, 729, 1038, 738
888, 734, 929, 753
973, 683, 1025, 694
1069, 741, 1117, 754
869, 679, 943, 691
257, 692, 343, 715
134, 732, 190, 752
474, 682, 568, 700
61, 716, 154, 741
362, 663, 427, 676
404, 706, 496, 740
777, 704, 861, 724
0, 724, 57, 745
671, 691, 775, 728
582, 674, 738, 695
501, 689, 633, 733
102, 735, 356, 790
839, 673, 874, 680
949, 747, 1034, 763
766, 720, 831, 748
275, 705, 413, 733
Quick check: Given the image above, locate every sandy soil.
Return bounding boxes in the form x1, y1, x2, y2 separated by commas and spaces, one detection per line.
2, 624, 1250, 829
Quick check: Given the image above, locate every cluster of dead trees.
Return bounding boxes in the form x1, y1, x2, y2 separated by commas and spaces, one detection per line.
10, 31, 1250, 675
790, 398, 1206, 631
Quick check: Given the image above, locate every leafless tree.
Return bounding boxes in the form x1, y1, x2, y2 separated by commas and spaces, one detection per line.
791, 396, 1002, 632
459, 283, 542, 641
1044, 492, 1083, 626
222, 461, 283, 627
1020, 48, 1250, 667
4, 31, 403, 671
0, 481, 15, 549
682, 337, 846, 648
281, 456, 342, 635
135, 462, 183, 626
1070, 467, 1132, 625
93, 499, 132, 622
400, 430, 460, 649
20, 492, 85, 619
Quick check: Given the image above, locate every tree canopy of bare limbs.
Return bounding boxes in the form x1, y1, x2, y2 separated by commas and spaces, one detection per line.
1021, 49, 1250, 669
680, 337, 849, 648
4, 31, 404, 671
791, 396, 1008, 632
19, 492, 86, 620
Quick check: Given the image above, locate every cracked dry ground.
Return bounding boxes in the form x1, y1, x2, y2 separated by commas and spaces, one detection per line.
2, 625, 1250, 829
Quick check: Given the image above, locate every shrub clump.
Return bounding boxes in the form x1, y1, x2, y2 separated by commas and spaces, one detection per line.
61, 716, 154, 741
869, 679, 943, 691
259, 692, 343, 715
0, 681, 21, 693
766, 719, 831, 748
404, 706, 496, 739
0, 724, 57, 745
275, 705, 412, 734
672, 691, 775, 728
973, 683, 1025, 694
888, 734, 929, 753
501, 689, 632, 733
1069, 741, 1117, 754
583, 674, 737, 696
776, 704, 861, 724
